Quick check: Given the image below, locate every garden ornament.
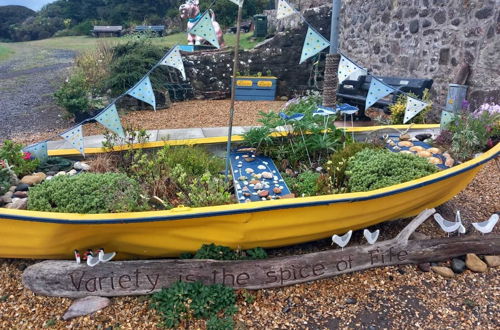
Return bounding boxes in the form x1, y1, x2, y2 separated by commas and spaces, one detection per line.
433, 212, 464, 237
74, 249, 81, 264
363, 229, 380, 245
85, 250, 100, 267
98, 248, 117, 263
331, 230, 352, 250
179, 0, 225, 47
472, 213, 499, 234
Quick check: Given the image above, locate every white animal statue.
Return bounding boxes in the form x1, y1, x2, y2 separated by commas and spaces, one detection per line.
472, 214, 499, 234
434, 212, 465, 236
363, 229, 380, 245
332, 230, 352, 250
179, 0, 225, 47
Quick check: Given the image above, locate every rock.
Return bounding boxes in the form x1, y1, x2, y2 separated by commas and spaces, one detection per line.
45, 176, 53, 181
483, 256, 500, 268
243, 156, 255, 162
74, 162, 90, 171
399, 134, 411, 141
68, 169, 78, 176
280, 96, 289, 101
258, 190, 269, 197
280, 194, 295, 199
6, 198, 28, 210
62, 296, 110, 321
13, 191, 28, 199
417, 263, 431, 272
451, 258, 466, 274
9, 186, 16, 192
431, 266, 455, 278
465, 254, 487, 273
254, 183, 263, 190
249, 180, 260, 185
273, 187, 282, 194
262, 172, 273, 179
1, 194, 13, 204
55, 171, 66, 177
20, 172, 46, 185
15, 183, 30, 192
346, 297, 357, 304
409, 19, 419, 33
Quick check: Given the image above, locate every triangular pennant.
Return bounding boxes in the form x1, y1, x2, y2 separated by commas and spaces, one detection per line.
188, 11, 220, 49
300, 27, 330, 64
277, 0, 296, 19
95, 103, 125, 138
404, 97, 429, 123
127, 76, 156, 111
160, 46, 186, 80
229, 0, 244, 6
60, 125, 85, 156
24, 142, 48, 161
338, 55, 367, 84
365, 78, 395, 110
440, 110, 456, 128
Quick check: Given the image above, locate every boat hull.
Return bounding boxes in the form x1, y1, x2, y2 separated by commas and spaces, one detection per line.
1, 128, 498, 259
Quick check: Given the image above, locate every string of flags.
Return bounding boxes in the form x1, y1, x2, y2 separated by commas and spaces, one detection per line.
188, 10, 220, 49
23, 44, 187, 158
277, 0, 432, 125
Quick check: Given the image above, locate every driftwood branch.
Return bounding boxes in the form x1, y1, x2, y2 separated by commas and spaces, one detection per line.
23, 209, 500, 298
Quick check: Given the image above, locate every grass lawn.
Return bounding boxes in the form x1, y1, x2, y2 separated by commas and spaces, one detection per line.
0, 44, 14, 62
7, 32, 261, 54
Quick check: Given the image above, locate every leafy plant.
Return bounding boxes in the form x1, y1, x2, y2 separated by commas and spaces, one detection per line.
184, 243, 268, 261
388, 89, 432, 125
347, 149, 438, 192
151, 281, 237, 329
54, 70, 105, 115
0, 164, 12, 195
28, 173, 145, 213
284, 171, 321, 197
0, 140, 39, 177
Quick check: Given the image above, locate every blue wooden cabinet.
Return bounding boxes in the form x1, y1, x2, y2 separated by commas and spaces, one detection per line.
233, 76, 278, 101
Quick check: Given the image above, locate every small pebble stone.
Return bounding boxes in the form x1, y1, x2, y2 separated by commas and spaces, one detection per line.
431, 266, 455, 278
466, 253, 487, 272
417, 263, 431, 272
346, 298, 357, 304
13, 191, 28, 199
451, 258, 466, 274
483, 255, 500, 268
15, 183, 29, 192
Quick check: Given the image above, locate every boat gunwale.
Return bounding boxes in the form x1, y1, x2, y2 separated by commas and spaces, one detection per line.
1, 142, 498, 225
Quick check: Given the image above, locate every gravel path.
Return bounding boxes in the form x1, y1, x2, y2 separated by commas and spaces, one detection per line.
0, 46, 74, 141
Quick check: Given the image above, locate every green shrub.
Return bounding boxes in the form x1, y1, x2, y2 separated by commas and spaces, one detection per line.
28, 173, 145, 213
284, 171, 321, 197
0, 167, 11, 195
183, 243, 268, 261
54, 71, 102, 115
151, 281, 237, 329
0, 140, 39, 177
161, 145, 224, 177
347, 149, 438, 192
388, 89, 432, 125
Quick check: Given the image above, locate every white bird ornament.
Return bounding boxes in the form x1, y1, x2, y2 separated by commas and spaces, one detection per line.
363, 229, 380, 245
74, 249, 81, 264
98, 248, 116, 262
86, 250, 100, 267
472, 214, 499, 235
434, 213, 462, 236
332, 230, 352, 250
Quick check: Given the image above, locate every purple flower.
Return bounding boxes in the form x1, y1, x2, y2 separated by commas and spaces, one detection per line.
461, 99, 470, 110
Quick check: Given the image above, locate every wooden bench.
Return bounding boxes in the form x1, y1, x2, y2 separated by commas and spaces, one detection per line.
337, 75, 433, 119
134, 25, 165, 36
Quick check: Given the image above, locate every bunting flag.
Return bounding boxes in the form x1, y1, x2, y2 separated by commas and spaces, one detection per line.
95, 103, 125, 138
60, 125, 85, 156
160, 46, 186, 80
277, 0, 296, 19
188, 11, 220, 49
440, 110, 456, 128
127, 76, 156, 110
338, 55, 367, 84
404, 97, 429, 123
365, 78, 395, 110
24, 142, 48, 161
229, 0, 244, 6
300, 27, 330, 64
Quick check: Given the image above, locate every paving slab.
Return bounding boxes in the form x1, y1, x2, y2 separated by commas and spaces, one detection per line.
157, 128, 205, 140
201, 126, 247, 138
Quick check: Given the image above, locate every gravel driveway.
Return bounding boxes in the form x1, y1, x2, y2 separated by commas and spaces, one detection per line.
0, 46, 74, 141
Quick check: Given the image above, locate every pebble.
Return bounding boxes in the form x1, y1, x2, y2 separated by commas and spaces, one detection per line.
417, 263, 431, 272
62, 296, 110, 320
273, 187, 282, 194
45, 176, 53, 181
254, 183, 263, 190
431, 266, 455, 278
13, 191, 28, 199
74, 161, 90, 171
55, 171, 66, 177
262, 172, 273, 179
8, 186, 16, 193
451, 258, 466, 274
245, 168, 254, 174
465, 254, 487, 273
6, 198, 28, 210
258, 190, 269, 197
15, 183, 29, 192
483, 255, 500, 268
20, 172, 46, 185
68, 169, 77, 176
346, 298, 357, 304
258, 165, 266, 170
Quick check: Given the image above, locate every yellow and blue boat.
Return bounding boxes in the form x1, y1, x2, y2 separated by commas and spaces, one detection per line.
1, 125, 498, 260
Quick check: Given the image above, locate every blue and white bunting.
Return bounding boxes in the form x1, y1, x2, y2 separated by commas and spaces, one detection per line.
229, 0, 244, 7
127, 76, 156, 111
404, 97, 429, 123
300, 27, 330, 64
95, 103, 125, 138
188, 11, 220, 49
24, 142, 48, 161
160, 46, 186, 80
365, 78, 395, 110
277, 0, 296, 19
338, 55, 367, 84
61, 125, 85, 156
440, 110, 456, 128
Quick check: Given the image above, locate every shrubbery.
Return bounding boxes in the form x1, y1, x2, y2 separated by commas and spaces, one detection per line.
388, 90, 432, 125
284, 171, 321, 197
0, 140, 39, 177
347, 149, 438, 192
28, 173, 145, 213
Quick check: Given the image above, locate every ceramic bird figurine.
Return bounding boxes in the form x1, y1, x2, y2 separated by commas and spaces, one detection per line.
434, 213, 462, 236
363, 229, 380, 245
332, 230, 352, 250
456, 211, 466, 235
472, 214, 499, 234
98, 248, 116, 263
74, 249, 81, 264
86, 250, 100, 267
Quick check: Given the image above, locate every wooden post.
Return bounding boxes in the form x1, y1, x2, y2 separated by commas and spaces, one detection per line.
322, 0, 342, 108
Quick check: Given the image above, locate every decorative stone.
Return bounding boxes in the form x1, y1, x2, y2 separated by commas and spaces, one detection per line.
346, 297, 357, 304
483, 256, 500, 268
15, 183, 29, 192
249, 180, 260, 185
254, 183, 263, 190
21, 172, 46, 186
465, 253, 487, 273
55, 171, 66, 177
431, 266, 455, 278
257, 165, 266, 170
7, 198, 28, 210
74, 162, 90, 171
417, 262, 431, 272
46, 176, 53, 181
280, 194, 295, 199
62, 296, 110, 320
245, 168, 254, 174
273, 187, 282, 194
13, 191, 28, 199
262, 172, 273, 179
451, 258, 466, 274
258, 190, 269, 197
68, 169, 78, 176
243, 157, 255, 162
238, 176, 247, 181
9, 186, 16, 192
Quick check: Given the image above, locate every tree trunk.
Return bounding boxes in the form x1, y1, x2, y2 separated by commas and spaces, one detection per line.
322, 53, 341, 107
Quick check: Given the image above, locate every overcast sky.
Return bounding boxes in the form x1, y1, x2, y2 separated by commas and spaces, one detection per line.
0, 0, 56, 11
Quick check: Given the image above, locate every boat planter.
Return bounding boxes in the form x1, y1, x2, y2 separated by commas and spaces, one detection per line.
0, 125, 498, 260
233, 76, 278, 101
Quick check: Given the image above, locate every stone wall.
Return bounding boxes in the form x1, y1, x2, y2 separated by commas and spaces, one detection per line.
184, 0, 499, 113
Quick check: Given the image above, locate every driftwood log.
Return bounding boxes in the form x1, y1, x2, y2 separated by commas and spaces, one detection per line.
23, 209, 500, 298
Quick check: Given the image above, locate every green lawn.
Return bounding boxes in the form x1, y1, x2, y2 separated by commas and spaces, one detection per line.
0, 44, 14, 62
